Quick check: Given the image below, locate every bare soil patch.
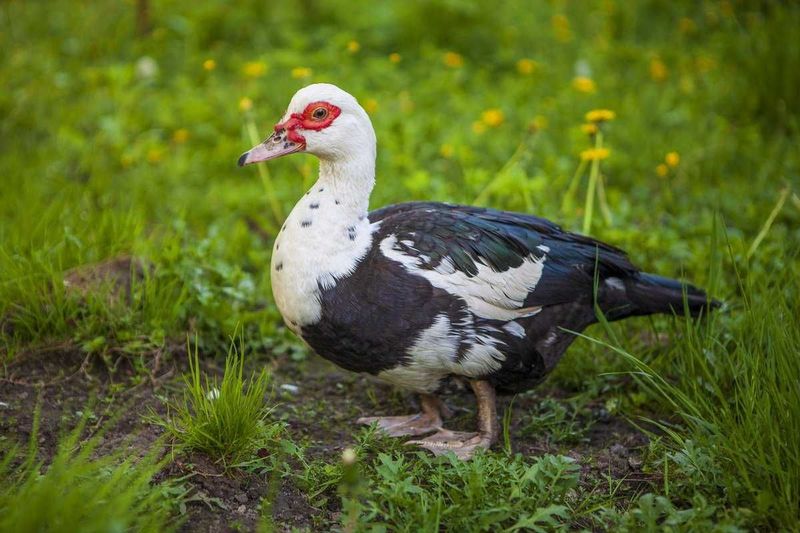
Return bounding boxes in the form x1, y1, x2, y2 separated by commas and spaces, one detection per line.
1, 348, 655, 531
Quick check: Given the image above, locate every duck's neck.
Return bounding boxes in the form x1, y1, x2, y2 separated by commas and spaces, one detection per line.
270, 148, 378, 330
314, 146, 376, 217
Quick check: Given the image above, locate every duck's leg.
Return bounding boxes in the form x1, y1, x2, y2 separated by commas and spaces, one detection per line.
407, 379, 498, 460
356, 394, 448, 437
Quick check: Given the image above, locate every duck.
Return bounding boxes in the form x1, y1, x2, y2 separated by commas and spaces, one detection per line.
238, 83, 718, 459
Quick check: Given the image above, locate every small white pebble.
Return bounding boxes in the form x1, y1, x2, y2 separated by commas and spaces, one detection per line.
206, 388, 220, 401
280, 384, 299, 394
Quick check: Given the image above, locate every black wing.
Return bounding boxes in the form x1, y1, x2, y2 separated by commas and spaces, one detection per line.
369, 201, 639, 309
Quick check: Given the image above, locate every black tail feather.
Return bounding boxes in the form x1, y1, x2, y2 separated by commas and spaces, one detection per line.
621, 272, 720, 318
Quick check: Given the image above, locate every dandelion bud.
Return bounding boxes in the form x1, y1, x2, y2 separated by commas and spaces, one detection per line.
341, 447, 357, 465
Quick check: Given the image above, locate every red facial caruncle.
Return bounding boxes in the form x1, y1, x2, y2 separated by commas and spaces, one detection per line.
274, 101, 342, 145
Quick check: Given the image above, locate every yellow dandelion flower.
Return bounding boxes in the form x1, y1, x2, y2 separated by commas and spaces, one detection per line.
665, 151, 680, 167
650, 57, 668, 82
364, 98, 378, 114
440, 144, 454, 159
243, 61, 267, 78
347, 40, 360, 54
551, 14, 572, 42
472, 121, 487, 134
580, 148, 610, 161
291, 67, 313, 79
481, 108, 504, 128
443, 51, 464, 68
238, 97, 253, 112
172, 128, 189, 144
581, 123, 598, 135
585, 109, 615, 123
656, 163, 669, 177
389, 52, 401, 64
146, 147, 163, 164
202, 59, 216, 71
516, 58, 537, 75
572, 77, 596, 94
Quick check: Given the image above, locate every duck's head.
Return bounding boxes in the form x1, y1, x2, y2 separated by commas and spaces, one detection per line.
238, 83, 375, 167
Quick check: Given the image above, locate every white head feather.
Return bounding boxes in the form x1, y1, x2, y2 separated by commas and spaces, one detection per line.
281, 83, 376, 162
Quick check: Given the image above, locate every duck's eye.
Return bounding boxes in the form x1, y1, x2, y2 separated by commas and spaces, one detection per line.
312, 107, 328, 120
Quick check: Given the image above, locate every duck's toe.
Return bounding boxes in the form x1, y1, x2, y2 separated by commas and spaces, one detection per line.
406, 429, 491, 460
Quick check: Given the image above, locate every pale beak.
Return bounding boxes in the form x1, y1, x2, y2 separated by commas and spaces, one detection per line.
237, 131, 304, 166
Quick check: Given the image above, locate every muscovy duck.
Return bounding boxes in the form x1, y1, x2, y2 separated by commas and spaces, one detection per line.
238, 83, 718, 459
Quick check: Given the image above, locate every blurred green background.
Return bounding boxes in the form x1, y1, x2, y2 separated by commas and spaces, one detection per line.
2, 0, 797, 354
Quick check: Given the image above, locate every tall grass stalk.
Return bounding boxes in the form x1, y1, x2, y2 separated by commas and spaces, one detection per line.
582, 131, 607, 234
561, 159, 587, 215
245, 118, 284, 227
472, 130, 538, 206
746, 186, 790, 259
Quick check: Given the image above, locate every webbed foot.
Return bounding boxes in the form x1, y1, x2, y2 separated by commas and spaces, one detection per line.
407, 429, 493, 460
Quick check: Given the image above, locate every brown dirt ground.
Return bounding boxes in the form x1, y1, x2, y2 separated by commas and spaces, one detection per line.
0, 347, 657, 532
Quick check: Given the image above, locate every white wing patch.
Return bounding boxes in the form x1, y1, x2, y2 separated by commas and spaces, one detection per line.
379, 234, 546, 320
378, 314, 506, 392
503, 321, 526, 338
541, 330, 559, 347
377, 314, 456, 391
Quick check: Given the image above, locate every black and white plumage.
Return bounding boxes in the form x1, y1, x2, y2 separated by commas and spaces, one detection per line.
239, 84, 718, 458
303, 201, 713, 394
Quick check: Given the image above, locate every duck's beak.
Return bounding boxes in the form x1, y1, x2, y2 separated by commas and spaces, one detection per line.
237, 132, 304, 166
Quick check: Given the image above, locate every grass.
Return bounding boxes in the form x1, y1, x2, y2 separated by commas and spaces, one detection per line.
519, 397, 592, 446
0, 404, 182, 533
153, 336, 280, 467
288, 425, 757, 531
291, 429, 584, 530
343, 451, 581, 532
585, 252, 800, 529
1, 0, 799, 529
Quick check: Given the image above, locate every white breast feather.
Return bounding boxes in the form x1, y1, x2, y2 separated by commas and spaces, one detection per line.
270, 191, 377, 331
